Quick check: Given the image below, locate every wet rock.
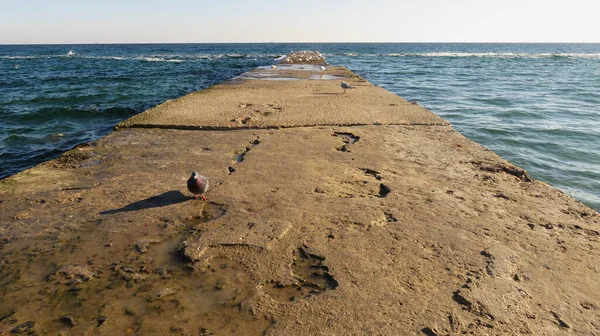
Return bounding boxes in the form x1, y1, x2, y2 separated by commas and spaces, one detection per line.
10, 321, 35, 334
112, 264, 147, 283
121, 272, 147, 283
178, 239, 207, 262
474, 161, 532, 182
48, 265, 95, 284
134, 238, 161, 254
215, 277, 231, 290
53, 151, 92, 169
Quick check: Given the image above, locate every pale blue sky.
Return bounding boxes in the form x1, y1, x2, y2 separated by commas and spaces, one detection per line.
1, 0, 598, 44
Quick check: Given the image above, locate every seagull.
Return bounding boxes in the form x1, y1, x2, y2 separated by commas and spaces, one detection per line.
187, 171, 209, 200
340, 81, 354, 94
271, 64, 277, 69
320, 66, 326, 71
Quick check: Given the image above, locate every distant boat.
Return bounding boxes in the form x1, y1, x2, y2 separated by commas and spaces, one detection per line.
67, 50, 75, 57
14, 64, 20, 70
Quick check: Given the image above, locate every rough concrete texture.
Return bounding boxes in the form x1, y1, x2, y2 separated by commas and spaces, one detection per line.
1, 59, 600, 336
117, 66, 447, 130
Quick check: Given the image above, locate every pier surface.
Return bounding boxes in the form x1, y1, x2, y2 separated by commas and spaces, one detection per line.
1, 52, 600, 335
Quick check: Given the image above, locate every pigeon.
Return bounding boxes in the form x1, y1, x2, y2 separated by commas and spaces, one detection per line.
340, 81, 354, 93
187, 171, 209, 200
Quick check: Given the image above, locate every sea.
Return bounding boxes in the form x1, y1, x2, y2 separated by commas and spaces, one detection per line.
1, 43, 599, 211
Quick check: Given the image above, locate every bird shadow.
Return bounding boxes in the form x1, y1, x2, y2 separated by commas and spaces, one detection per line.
314, 92, 343, 95
100, 190, 191, 215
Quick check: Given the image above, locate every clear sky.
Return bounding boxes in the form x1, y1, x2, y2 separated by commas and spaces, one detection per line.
1, 0, 598, 44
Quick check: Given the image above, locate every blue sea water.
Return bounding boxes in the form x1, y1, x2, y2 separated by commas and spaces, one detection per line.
1, 43, 599, 211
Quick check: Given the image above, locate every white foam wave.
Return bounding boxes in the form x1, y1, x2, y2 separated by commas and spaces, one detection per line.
560, 186, 600, 204
379, 52, 600, 59
1, 53, 284, 61
142, 57, 164, 62
551, 53, 600, 59
320, 52, 600, 59
0, 55, 40, 59
87, 56, 127, 61
190, 55, 212, 59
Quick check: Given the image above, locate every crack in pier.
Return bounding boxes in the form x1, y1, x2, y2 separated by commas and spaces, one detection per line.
227, 135, 261, 175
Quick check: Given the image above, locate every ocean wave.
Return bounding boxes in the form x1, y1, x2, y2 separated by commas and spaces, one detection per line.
1, 53, 283, 62
15, 106, 138, 123
1, 55, 40, 59
97, 56, 127, 60
4, 51, 600, 61
322, 52, 600, 59
141, 57, 165, 62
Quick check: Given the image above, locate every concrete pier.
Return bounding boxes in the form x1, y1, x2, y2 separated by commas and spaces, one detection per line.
1, 51, 599, 335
